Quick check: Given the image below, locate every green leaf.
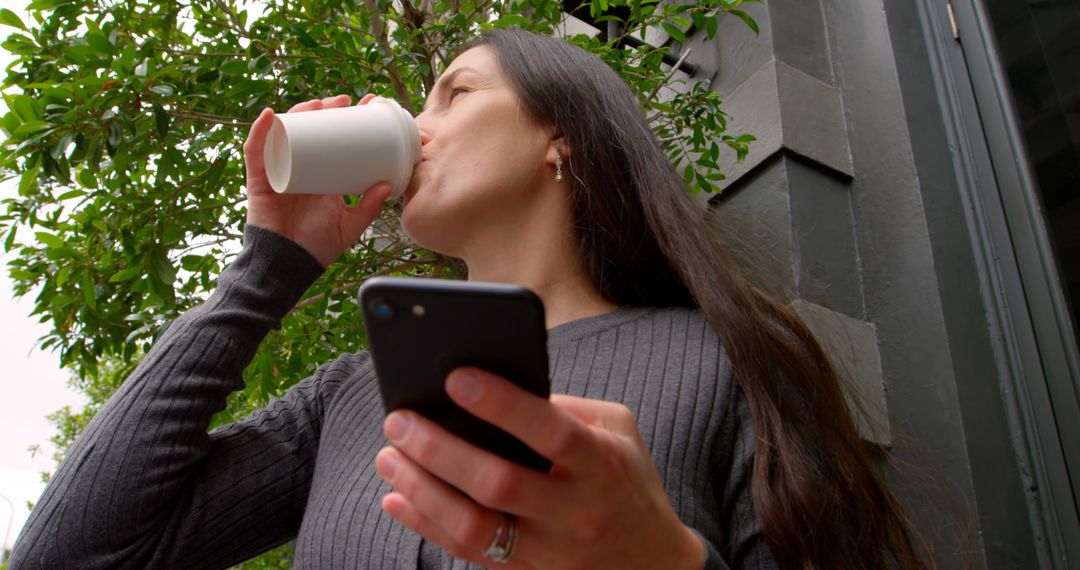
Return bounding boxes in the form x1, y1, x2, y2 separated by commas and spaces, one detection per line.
9, 268, 35, 281
204, 156, 228, 189
691, 10, 705, 31
3, 226, 17, 252
220, 61, 249, 75
115, 44, 136, 74
81, 276, 97, 311
46, 246, 79, 259
0, 8, 26, 30
50, 133, 74, 160
13, 120, 49, 136
76, 168, 98, 189
86, 31, 116, 55
9, 94, 38, 121
34, 231, 64, 248
109, 266, 142, 283
149, 84, 174, 96
19, 165, 40, 195
151, 254, 176, 285
50, 294, 75, 308
229, 79, 271, 99
180, 255, 204, 270
107, 121, 122, 149
152, 103, 170, 138
728, 9, 759, 34
705, 12, 718, 38
56, 189, 86, 201
661, 22, 686, 43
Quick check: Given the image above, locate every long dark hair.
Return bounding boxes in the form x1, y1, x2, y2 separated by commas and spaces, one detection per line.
456, 29, 933, 568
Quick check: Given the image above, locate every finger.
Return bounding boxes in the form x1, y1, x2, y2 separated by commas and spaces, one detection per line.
381, 492, 478, 563
338, 184, 392, 243
380, 492, 535, 570
377, 448, 504, 554
243, 107, 276, 177
320, 94, 351, 108
358, 93, 379, 105
287, 99, 323, 113
382, 410, 556, 518
445, 368, 621, 473
549, 394, 643, 437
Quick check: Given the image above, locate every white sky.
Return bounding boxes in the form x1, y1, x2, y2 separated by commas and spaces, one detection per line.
0, 245, 85, 553
0, 1, 87, 553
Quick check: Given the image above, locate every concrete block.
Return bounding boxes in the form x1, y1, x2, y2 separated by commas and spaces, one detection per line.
710, 155, 863, 319
715, 59, 853, 189
776, 61, 853, 178
768, 0, 834, 84
790, 298, 891, 446
714, 60, 784, 186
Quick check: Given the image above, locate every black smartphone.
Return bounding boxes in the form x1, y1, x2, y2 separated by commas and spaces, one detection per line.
358, 277, 552, 472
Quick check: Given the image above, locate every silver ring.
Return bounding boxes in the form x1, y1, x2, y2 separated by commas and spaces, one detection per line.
482, 513, 518, 564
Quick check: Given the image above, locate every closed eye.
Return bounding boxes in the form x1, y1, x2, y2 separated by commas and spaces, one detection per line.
449, 87, 470, 102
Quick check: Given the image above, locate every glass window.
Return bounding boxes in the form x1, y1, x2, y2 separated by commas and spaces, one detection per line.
984, 0, 1080, 347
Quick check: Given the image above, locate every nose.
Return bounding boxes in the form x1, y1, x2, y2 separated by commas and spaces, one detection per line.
414, 108, 434, 146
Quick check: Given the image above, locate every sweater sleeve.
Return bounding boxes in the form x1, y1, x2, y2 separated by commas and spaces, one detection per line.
9, 225, 343, 570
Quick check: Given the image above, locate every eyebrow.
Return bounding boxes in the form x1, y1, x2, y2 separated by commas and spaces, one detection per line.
424, 67, 482, 111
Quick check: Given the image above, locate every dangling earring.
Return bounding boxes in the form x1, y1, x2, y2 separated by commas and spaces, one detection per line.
555, 151, 564, 183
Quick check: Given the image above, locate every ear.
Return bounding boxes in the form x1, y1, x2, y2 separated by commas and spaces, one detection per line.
545, 133, 569, 165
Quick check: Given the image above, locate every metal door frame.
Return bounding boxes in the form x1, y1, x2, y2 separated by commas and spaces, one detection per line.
917, 0, 1080, 565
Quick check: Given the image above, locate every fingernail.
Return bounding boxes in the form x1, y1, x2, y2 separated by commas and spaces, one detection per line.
447, 369, 482, 404
377, 449, 398, 479
385, 412, 412, 443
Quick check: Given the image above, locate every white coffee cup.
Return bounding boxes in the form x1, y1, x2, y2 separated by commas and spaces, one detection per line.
262, 97, 421, 198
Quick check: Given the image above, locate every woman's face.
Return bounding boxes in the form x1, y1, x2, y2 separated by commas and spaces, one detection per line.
401, 46, 556, 256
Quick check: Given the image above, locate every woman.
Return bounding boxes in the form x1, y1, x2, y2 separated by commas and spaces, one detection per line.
11, 29, 928, 569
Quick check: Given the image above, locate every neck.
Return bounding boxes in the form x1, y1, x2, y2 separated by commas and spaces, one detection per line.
459, 201, 617, 329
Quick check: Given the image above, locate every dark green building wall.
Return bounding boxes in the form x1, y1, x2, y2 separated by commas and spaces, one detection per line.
676, 1, 1071, 567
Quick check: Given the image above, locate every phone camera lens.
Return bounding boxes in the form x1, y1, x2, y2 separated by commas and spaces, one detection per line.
370, 300, 395, 320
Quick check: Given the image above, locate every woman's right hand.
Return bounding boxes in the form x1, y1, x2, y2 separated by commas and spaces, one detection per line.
243, 93, 392, 268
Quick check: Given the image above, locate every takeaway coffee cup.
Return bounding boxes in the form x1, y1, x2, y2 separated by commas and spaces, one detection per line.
263, 97, 421, 198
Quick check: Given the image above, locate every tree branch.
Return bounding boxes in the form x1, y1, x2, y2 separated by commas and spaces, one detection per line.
359, 0, 416, 112
154, 46, 309, 61
290, 13, 376, 42
645, 46, 692, 102
291, 257, 439, 312
169, 110, 251, 127
212, 0, 253, 41
398, 0, 437, 94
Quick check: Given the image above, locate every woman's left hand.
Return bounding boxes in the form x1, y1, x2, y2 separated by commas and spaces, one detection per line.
374, 367, 706, 570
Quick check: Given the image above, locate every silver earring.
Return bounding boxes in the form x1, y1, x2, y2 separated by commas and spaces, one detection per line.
555, 152, 564, 183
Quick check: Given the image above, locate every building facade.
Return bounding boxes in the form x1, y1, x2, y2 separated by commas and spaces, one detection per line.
684, 1, 1079, 568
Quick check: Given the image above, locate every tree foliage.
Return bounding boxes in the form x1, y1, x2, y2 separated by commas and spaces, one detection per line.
1, 0, 755, 565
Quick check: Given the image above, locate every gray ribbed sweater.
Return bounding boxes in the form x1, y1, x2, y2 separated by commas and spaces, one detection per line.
11, 226, 776, 569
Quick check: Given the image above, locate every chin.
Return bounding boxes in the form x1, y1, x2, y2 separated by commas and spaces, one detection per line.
400, 197, 455, 255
